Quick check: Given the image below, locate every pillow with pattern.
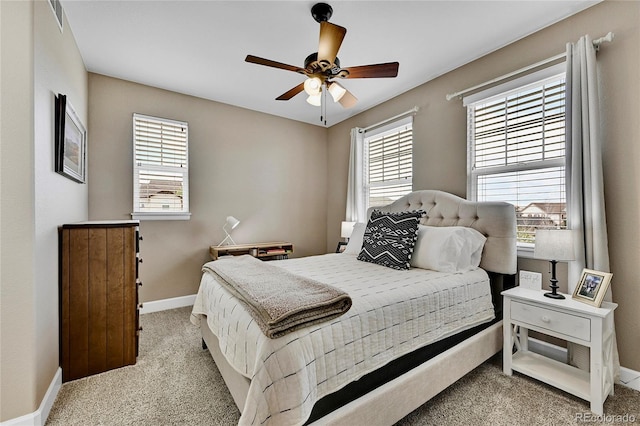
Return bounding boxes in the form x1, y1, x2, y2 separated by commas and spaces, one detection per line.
357, 209, 425, 270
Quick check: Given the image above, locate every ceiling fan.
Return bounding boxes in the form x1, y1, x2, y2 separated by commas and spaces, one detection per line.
245, 2, 399, 112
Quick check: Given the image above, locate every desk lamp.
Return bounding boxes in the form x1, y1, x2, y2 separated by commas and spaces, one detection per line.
217, 216, 240, 246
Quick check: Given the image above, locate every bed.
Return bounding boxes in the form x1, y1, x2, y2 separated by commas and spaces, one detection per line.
191, 190, 516, 425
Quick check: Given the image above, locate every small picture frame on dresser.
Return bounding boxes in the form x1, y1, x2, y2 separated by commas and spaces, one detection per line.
572, 268, 613, 307
336, 241, 347, 253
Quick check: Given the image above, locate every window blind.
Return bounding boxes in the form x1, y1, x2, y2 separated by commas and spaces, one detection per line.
467, 73, 566, 245
133, 114, 189, 217
364, 120, 413, 208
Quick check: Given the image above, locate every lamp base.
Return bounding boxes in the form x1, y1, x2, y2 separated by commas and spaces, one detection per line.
544, 291, 565, 299
544, 259, 566, 299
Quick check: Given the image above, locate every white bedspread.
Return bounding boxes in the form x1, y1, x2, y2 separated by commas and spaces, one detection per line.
191, 253, 495, 425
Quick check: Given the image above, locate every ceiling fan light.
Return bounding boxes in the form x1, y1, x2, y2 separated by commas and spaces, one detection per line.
304, 77, 322, 95
306, 93, 322, 106
328, 82, 347, 102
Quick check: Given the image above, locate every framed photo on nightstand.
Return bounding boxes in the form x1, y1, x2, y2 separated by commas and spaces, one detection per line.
336, 241, 347, 253
572, 268, 613, 307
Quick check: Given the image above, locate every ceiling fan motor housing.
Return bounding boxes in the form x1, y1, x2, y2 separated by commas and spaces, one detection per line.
311, 3, 333, 23
304, 52, 343, 75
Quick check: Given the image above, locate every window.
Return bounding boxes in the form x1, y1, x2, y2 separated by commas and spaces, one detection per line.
465, 64, 566, 251
132, 114, 190, 220
364, 116, 413, 209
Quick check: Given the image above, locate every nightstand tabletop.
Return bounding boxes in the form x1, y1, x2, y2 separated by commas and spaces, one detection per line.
501, 286, 617, 316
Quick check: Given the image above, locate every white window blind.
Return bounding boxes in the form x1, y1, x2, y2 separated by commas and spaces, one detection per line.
364, 117, 413, 208
467, 69, 566, 248
132, 114, 190, 220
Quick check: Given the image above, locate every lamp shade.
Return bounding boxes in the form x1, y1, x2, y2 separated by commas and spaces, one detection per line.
225, 216, 240, 230
534, 229, 574, 261
328, 82, 347, 102
303, 77, 322, 96
341, 221, 356, 238
306, 93, 322, 106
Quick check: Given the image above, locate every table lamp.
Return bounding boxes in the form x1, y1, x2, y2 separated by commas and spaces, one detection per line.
533, 229, 575, 299
341, 221, 356, 241
217, 216, 240, 246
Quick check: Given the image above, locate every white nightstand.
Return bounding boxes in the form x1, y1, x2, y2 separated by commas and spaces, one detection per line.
502, 287, 617, 415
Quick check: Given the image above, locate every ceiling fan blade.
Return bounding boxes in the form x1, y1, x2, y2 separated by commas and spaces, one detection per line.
317, 22, 346, 67
338, 88, 357, 109
342, 62, 399, 79
245, 55, 305, 74
276, 82, 305, 101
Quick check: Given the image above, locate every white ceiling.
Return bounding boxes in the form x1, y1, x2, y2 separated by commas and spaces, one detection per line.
61, 0, 599, 127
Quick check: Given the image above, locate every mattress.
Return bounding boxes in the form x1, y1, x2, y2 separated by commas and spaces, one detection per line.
190, 253, 495, 425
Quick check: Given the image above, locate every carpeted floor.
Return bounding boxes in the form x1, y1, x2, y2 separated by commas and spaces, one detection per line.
47, 307, 639, 425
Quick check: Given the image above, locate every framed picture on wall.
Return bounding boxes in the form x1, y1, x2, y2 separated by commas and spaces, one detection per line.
572, 268, 613, 307
55, 93, 86, 183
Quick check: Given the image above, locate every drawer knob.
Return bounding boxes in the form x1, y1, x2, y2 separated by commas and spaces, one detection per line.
138, 257, 143, 263
139, 235, 143, 241
541, 315, 551, 323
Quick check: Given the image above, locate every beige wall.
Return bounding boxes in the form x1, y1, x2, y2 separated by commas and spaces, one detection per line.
1, 0, 89, 421
327, 0, 640, 371
87, 74, 328, 301
0, 1, 36, 421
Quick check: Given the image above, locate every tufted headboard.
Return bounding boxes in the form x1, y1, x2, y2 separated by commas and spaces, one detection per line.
367, 190, 517, 275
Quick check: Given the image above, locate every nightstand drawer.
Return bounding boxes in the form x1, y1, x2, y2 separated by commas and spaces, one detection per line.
511, 301, 590, 342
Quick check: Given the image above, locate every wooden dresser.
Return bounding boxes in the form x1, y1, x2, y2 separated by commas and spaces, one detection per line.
59, 220, 142, 382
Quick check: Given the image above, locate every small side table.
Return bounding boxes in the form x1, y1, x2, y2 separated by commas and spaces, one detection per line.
502, 287, 617, 415
209, 242, 293, 261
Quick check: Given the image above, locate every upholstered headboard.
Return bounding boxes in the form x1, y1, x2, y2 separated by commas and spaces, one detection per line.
367, 190, 517, 275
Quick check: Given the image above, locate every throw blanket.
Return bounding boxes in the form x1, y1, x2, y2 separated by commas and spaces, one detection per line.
202, 255, 352, 338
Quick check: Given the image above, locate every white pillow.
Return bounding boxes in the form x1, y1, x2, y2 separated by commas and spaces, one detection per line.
342, 222, 366, 254
410, 225, 486, 273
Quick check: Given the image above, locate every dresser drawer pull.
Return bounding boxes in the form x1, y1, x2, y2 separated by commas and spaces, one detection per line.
138, 303, 144, 309
541, 315, 551, 323
138, 257, 143, 263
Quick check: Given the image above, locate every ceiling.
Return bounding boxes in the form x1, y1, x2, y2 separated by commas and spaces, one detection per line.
61, 1, 600, 127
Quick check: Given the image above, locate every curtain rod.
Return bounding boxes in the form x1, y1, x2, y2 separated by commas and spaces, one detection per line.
446, 31, 614, 101
361, 106, 419, 133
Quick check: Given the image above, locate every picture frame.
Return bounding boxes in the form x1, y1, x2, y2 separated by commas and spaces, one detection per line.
55, 94, 86, 183
336, 241, 347, 253
572, 268, 613, 307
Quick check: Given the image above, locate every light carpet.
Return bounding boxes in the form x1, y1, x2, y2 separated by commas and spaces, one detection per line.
46, 307, 640, 425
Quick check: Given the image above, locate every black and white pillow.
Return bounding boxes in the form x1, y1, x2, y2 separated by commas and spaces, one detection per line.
357, 209, 424, 270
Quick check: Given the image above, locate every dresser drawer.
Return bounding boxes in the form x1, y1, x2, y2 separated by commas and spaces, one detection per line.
511, 301, 590, 342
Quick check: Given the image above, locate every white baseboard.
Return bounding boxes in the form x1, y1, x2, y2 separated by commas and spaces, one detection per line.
620, 367, 640, 391
139, 294, 196, 314
1, 367, 61, 426
528, 337, 568, 363
528, 337, 640, 391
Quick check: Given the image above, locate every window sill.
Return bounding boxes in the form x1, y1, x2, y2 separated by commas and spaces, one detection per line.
131, 212, 191, 221
517, 244, 535, 259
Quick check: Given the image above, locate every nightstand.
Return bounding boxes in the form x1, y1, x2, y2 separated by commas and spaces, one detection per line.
502, 287, 617, 415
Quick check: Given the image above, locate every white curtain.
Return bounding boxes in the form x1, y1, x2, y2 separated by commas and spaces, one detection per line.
565, 35, 620, 378
345, 127, 365, 223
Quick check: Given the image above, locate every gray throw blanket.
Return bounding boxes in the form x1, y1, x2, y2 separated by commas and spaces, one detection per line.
203, 255, 352, 338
